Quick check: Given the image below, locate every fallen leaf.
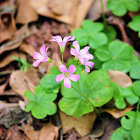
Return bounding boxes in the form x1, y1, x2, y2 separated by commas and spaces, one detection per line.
9, 68, 40, 102
88, 119, 104, 138
78, 136, 99, 140
100, 107, 133, 119
36, 123, 60, 140
15, 0, 38, 24
1, 89, 18, 96
73, 0, 94, 29
23, 118, 39, 140
0, 51, 26, 68
0, 13, 16, 43
66, 130, 80, 140
19, 42, 36, 57
108, 70, 133, 88
0, 25, 31, 55
30, 0, 79, 25
0, 101, 18, 111
0, 78, 9, 94
60, 111, 97, 137
88, 0, 110, 21
0, 105, 30, 128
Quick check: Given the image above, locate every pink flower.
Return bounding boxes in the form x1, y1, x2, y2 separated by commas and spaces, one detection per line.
70, 41, 93, 64
56, 64, 80, 88
33, 44, 49, 67
81, 59, 94, 73
50, 35, 75, 53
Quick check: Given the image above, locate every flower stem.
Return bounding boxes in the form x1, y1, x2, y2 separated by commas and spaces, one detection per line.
71, 85, 101, 119
131, 98, 140, 132
62, 54, 64, 64
51, 61, 58, 68
100, 0, 107, 26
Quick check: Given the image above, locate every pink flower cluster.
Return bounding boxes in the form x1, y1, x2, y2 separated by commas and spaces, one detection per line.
33, 35, 94, 88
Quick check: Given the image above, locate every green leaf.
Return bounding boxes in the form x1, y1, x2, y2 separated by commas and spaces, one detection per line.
133, 80, 140, 96
130, 54, 139, 64
107, 0, 139, 16
111, 82, 126, 109
95, 40, 134, 73
130, 62, 140, 79
121, 111, 140, 131
24, 85, 57, 119
131, 123, 140, 140
41, 74, 61, 92
59, 70, 113, 117
122, 86, 139, 105
129, 15, 140, 38
102, 25, 117, 42
110, 127, 133, 140
72, 19, 108, 48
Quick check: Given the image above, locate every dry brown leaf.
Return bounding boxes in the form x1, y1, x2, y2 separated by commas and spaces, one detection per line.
78, 136, 99, 140
0, 51, 26, 68
0, 25, 31, 55
35, 123, 60, 140
0, 101, 18, 111
60, 111, 97, 137
0, 13, 16, 43
16, 0, 38, 24
88, 0, 110, 21
30, 0, 79, 25
0, 78, 9, 94
9, 68, 40, 102
108, 70, 133, 88
73, 0, 94, 29
19, 43, 36, 57
23, 118, 39, 140
100, 107, 133, 119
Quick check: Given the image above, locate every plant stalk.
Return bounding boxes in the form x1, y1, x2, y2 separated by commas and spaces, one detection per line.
100, 0, 107, 26
71, 85, 101, 119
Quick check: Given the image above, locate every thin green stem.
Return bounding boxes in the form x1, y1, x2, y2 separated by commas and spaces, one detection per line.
71, 85, 101, 119
51, 61, 58, 68
62, 54, 64, 64
131, 98, 140, 132
100, 0, 107, 26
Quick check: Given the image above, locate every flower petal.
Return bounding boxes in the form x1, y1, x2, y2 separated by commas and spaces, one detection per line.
56, 74, 65, 82
70, 48, 78, 56
79, 46, 90, 55
85, 66, 90, 73
64, 78, 71, 88
86, 61, 94, 68
33, 60, 42, 67
46, 47, 49, 52
73, 41, 80, 52
79, 58, 84, 64
40, 44, 46, 56
51, 35, 62, 42
63, 36, 75, 42
33, 52, 44, 60
41, 56, 48, 62
82, 54, 94, 59
69, 74, 80, 81
68, 36, 75, 41
68, 64, 76, 74
59, 65, 67, 73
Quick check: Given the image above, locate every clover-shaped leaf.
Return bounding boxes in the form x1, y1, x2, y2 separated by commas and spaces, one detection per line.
102, 25, 117, 42
72, 19, 108, 49
121, 111, 140, 131
122, 86, 139, 105
110, 127, 133, 140
107, 0, 139, 16
95, 40, 134, 73
59, 70, 113, 117
133, 80, 140, 96
41, 74, 61, 93
129, 15, 140, 38
130, 62, 140, 79
24, 85, 57, 119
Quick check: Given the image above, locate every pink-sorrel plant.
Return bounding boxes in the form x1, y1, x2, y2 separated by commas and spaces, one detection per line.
24, 35, 114, 120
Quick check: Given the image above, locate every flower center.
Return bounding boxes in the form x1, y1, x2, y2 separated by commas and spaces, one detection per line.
65, 72, 70, 77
